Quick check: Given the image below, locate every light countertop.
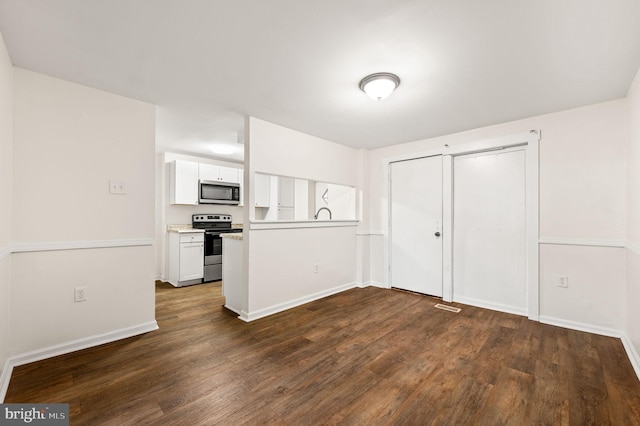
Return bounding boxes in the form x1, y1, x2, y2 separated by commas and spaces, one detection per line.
221, 233, 243, 240
166, 224, 205, 234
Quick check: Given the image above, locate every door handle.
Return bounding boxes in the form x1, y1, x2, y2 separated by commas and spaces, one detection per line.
434, 232, 441, 237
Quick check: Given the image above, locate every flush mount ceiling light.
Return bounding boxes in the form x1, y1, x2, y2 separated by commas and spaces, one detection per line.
359, 72, 400, 101
211, 145, 234, 155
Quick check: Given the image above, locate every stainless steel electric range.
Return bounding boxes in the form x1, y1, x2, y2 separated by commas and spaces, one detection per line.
192, 214, 242, 282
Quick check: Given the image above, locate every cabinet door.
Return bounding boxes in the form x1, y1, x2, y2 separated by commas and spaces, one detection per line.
255, 173, 271, 207
278, 177, 295, 207
199, 164, 220, 182
218, 167, 239, 183
277, 207, 294, 220
170, 160, 198, 205
179, 242, 204, 281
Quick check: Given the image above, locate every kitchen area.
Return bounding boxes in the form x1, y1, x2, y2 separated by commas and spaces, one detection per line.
157, 147, 358, 319
159, 154, 244, 288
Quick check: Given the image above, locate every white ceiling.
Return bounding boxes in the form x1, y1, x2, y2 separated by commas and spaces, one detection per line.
1, 0, 640, 164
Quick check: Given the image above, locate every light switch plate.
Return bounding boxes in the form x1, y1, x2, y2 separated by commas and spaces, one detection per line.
554, 275, 569, 288
74, 286, 87, 302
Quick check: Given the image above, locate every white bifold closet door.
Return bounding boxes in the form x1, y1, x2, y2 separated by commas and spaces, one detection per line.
453, 148, 526, 314
390, 156, 443, 297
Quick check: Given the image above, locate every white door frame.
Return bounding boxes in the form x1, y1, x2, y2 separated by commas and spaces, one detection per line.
383, 130, 540, 320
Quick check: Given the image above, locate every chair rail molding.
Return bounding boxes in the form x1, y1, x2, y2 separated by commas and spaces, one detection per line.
0, 243, 10, 261
539, 237, 625, 248
11, 238, 153, 253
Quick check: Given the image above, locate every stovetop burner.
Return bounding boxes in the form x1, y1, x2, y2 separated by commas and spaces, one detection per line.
192, 214, 234, 231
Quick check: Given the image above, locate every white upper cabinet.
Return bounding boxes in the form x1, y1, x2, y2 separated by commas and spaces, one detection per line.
170, 160, 243, 205
199, 164, 239, 183
219, 167, 240, 183
277, 207, 294, 220
277, 176, 295, 208
170, 160, 198, 205
255, 173, 271, 207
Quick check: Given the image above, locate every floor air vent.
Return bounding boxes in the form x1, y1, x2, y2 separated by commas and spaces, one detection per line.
434, 303, 461, 313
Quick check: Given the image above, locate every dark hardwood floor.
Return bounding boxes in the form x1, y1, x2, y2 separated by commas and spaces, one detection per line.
5, 282, 640, 425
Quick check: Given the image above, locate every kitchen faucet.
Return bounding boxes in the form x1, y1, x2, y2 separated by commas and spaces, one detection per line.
314, 207, 332, 220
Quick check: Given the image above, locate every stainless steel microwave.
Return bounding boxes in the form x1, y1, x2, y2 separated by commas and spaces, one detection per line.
199, 180, 240, 205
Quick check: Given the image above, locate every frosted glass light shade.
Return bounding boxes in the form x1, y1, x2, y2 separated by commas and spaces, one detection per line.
211, 145, 234, 155
359, 73, 400, 101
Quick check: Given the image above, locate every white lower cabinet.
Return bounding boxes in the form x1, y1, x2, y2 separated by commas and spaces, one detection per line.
168, 232, 204, 287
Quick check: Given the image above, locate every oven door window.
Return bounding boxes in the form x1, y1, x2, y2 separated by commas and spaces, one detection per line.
204, 232, 222, 267
204, 233, 222, 257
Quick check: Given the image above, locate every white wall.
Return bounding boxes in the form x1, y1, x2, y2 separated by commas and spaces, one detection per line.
368, 100, 628, 332
0, 30, 13, 383
154, 152, 243, 280
155, 153, 166, 281
247, 226, 357, 315
247, 118, 360, 185
244, 117, 363, 317
10, 69, 156, 355
626, 67, 640, 361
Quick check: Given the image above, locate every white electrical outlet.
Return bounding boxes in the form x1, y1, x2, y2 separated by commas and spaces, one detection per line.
109, 180, 127, 194
314, 263, 319, 273
554, 275, 569, 288
74, 286, 87, 302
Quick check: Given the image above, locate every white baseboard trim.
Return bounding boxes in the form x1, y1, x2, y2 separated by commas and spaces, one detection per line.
0, 358, 13, 403
538, 316, 622, 338
0, 320, 158, 402
539, 316, 640, 382
224, 304, 242, 316
621, 333, 640, 381
453, 295, 528, 317
238, 282, 358, 322
357, 281, 389, 289
9, 321, 159, 368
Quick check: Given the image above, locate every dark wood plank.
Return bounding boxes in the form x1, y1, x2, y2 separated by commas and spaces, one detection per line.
4, 282, 640, 425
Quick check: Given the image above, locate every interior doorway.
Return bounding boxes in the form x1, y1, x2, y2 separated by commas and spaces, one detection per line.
385, 131, 539, 319
389, 155, 443, 297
